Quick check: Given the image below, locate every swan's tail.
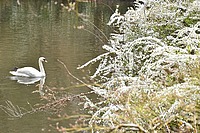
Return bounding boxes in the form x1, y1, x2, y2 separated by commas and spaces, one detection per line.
9, 71, 18, 76
10, 67, 19, 76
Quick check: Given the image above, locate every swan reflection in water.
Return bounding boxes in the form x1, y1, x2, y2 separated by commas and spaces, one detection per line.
10, 76, 46, 95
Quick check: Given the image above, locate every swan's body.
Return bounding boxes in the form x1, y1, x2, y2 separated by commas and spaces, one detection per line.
10, 57, 47, 78
10, 76, 42, 84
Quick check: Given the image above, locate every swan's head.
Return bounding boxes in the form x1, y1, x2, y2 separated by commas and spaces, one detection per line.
39, 57, 47, 63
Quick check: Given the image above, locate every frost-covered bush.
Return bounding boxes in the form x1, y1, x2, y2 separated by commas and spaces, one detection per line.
79, 0, 200, 87
78, 36, 165, 83
108, 0, 200, 40
139, 46, 198, 84
77, 0, 200, 132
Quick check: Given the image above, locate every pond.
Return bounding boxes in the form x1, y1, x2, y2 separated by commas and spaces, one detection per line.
0, 0, 131, 132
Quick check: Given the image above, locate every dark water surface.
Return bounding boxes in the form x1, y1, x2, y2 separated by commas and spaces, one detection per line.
0, 0, 129, 132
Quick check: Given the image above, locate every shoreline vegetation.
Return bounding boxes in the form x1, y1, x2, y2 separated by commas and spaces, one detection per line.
0, 0, 199, 132
74, 0, 200, 132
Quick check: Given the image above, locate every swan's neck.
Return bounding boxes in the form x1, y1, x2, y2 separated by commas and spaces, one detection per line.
39, 60, 45, 76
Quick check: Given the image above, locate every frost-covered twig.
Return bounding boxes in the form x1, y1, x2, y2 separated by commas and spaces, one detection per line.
77, 52, 111, 69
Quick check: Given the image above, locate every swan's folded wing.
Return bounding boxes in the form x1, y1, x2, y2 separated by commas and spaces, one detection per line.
10, 71, 30, 77
15, 67, 41, 77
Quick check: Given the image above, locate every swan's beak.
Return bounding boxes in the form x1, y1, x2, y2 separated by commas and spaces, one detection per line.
44, 59, 47, 63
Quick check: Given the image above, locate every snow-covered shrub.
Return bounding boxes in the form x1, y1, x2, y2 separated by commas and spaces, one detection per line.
77, 0, 200, 132
79, 0, 200, 87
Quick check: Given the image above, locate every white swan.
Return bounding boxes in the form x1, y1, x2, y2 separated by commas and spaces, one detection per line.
10, 57, 47, 78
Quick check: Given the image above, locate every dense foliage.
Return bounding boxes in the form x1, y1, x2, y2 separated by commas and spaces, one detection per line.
76, 0, 200, 132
